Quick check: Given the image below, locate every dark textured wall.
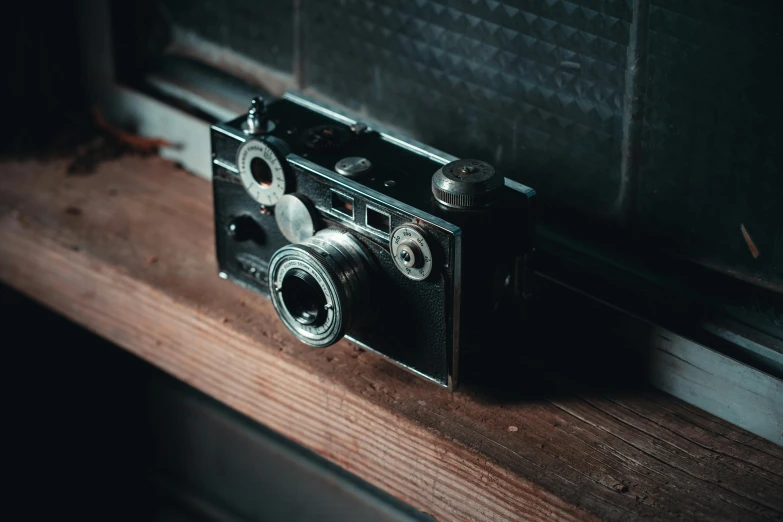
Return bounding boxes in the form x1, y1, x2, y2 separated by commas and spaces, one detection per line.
147, 0, 782, 286
640, 0, 782, 285
304, 0, 631, 216
2, 2, 86, 153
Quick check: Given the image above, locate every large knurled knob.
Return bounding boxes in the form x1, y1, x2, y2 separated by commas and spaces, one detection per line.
431, 159, 503, 208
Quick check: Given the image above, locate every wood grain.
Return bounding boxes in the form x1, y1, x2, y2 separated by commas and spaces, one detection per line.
0, 155, 780, 521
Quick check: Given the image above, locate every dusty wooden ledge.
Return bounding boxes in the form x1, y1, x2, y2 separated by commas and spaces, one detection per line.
0, 155, 781, 522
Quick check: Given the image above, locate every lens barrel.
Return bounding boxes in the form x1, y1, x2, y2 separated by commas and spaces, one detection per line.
267, 229, 375, 347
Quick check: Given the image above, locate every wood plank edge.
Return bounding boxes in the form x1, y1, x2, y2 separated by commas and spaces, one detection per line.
0, 211, 596, 522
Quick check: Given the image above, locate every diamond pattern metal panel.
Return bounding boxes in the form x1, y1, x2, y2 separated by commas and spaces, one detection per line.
143, 0, 781, 286
640, 0, 782, 284
303, 0, 632, 213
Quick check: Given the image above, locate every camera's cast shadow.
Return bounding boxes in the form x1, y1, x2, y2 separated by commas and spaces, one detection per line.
459, 276, 654, 404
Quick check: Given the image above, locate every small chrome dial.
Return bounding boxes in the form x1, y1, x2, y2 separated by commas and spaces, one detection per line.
335, 157, 372, 177
390, 225, 433, 281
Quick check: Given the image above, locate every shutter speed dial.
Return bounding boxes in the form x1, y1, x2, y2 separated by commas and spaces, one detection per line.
390, 225, 433, 281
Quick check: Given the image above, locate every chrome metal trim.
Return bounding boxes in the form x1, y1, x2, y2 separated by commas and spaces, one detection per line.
362, 226, 391, 243
283, 92, 356, 126
504, 177, 536, 197
283, 91, 458, 165
288, 155, 460, 235
345, 335, 450, 389
317, 203, 390, 244
450, 231, 462, 390
318, 207, 363, 232
212, 122, 247, 142
213, 158, 238, 174
323, 210, 392, 244
379, 133, 457, 166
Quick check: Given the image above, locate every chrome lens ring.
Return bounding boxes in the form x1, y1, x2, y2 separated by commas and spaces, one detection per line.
268, 229, 375, 347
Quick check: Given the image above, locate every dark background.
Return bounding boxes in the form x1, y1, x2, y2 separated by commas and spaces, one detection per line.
145, 0, 782, 289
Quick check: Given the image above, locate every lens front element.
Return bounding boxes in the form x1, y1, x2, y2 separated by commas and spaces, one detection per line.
281, 268, 327, 326
268, 229, 375, 347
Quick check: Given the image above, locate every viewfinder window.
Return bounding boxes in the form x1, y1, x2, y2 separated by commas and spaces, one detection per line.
331, 191, 354, 218
366, 207, 390, 233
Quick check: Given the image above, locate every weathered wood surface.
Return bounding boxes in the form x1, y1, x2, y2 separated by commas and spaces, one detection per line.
0, 155, 781, 521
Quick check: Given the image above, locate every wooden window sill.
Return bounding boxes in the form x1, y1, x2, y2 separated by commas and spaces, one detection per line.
0, 155, 780, 521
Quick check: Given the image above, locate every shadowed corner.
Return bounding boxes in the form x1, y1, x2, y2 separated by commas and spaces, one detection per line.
458, 273, 654, 406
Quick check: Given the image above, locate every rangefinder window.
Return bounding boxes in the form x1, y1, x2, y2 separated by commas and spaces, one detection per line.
331, 191, 354, 219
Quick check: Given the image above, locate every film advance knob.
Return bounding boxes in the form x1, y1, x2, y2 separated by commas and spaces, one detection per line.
431, 159, 503, 208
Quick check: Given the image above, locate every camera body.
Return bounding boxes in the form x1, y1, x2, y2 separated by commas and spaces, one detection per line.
211, 93, 535, 389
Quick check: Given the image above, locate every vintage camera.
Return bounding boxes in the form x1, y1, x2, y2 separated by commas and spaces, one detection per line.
211, 93, 535, 389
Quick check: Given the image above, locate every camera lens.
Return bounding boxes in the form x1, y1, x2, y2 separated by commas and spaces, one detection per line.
250, 157, 273, 188
268, 229, 376, 347
281, 269, 327, 326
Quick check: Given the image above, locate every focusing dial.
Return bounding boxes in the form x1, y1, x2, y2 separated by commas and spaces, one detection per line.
431, 159, 503, 208
268, 229, 376, 348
